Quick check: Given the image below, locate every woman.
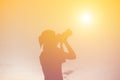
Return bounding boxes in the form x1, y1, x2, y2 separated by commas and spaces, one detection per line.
39, 29, 76, 80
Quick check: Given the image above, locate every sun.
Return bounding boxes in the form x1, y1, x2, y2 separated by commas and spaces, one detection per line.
81, 13, 91, 24
77, 12, 92, 25
82, 14, 91, 23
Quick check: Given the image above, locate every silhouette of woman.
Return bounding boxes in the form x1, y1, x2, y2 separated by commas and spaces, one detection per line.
39, 29, 76, 80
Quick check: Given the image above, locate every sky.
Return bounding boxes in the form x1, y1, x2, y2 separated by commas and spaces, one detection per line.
0, 0, 120, 80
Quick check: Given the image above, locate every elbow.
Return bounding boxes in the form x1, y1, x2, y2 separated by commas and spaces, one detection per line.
69, 54, 76, 60
72, 55, 76, 59
66, 52, 76, 60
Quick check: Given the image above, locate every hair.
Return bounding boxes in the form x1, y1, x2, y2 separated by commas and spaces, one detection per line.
39, 30, 56, 47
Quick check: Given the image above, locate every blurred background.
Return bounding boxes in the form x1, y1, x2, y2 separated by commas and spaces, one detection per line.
0, 0, 120, 80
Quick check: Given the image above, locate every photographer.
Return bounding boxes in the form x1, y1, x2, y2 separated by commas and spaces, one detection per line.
39, 29, 76, 80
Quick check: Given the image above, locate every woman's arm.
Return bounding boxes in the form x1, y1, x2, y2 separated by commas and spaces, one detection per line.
63, 41, 76, 59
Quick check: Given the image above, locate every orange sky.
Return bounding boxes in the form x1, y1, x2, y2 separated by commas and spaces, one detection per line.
0, 0, 120, 80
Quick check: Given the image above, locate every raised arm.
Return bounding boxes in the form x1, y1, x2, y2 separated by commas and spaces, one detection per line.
63, 41, 76, 60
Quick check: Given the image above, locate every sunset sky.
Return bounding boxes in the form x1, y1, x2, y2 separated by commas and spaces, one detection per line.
0, 0, 120, 80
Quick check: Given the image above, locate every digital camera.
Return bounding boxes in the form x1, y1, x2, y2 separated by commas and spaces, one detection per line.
57, 29, 72, 42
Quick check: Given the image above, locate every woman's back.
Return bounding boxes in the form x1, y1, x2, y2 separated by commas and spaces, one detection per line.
40, 47, 65, 80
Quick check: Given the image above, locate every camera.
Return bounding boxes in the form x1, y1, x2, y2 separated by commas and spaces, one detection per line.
57, 29, 72, 42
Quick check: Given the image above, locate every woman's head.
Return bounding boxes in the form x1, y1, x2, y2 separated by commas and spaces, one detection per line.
39, 30, 58, 48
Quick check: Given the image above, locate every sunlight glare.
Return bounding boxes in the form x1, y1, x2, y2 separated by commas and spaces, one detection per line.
77, 12, 92, 25
82, 14, 91, 23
